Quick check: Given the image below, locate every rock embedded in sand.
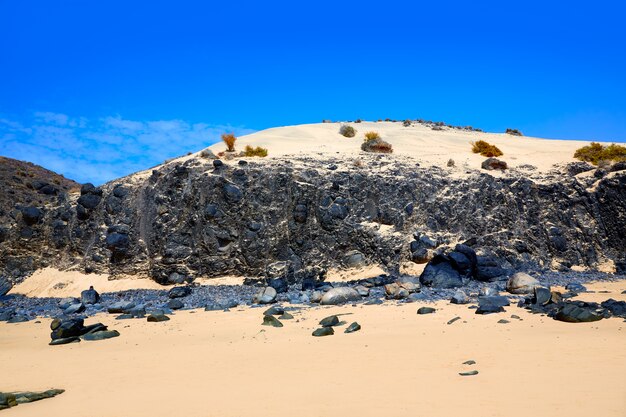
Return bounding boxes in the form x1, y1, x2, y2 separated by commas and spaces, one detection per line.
481, 157, 507, 170
320, 287, 361, 305
262, 315, 283, 327
82, 330, 120, 341
147, 314, 170, 322
417, 307, 436, 314
0, 389, 64, 410
506, 272, 540, 294
312, 327, 334, 337
344, 322, 361, 333
319, 315, 339, 327
263, 305, 285, 316
253, 286, 277, 304
447, 317, 461, 325
167, 299, 184, 310
554, 303, 603, 323
475, 296, 510, 314
49, 336, 81, 345
459, 370, 479, 376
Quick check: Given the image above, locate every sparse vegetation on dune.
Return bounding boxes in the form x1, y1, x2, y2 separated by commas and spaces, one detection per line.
506, 128, 523, 136
361, 131, 392, 153
471, 140, 503, 157
221, 133, 237, 152
574, 142, 626, 165
402, 119, 411, 127
364, 131, 381, 141
243, 145, 268, 157
339, 125, 357, 138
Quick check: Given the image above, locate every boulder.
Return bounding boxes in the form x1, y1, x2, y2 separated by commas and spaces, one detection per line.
21, 206, 42, 225
320, 287, 361, 305
343, 250, 367, 268
506, 272, 540, 294
147, 314, 170, 322
475, 256, 506, 282
385, 283, 409, 299
268, 277, 288, 294
253, 287, 277, 304
565, 283, 587, 292
50, 318, 85, 340
263, 306, 285, 316
555, 303, 603, 323
533, 287, 552, 305
63, 303, 85, 315
80, 286, 100, 304
419, 255, 463, 288
49, 336, 81, 346
475, 296, 510, 314
167, 299, 184, 310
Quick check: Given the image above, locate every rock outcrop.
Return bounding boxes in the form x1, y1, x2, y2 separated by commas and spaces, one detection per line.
0, 154, 625, 285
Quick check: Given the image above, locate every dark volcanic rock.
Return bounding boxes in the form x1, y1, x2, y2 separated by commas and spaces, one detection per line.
312, 327, 334, 337
168, 286, 191, 299
82, 330, 120, 341
420, 255, 463, 288
481, 158, 507, 170
319, 315, 340, 327
262, 315, 283, 327
554, 303, 603, 323
344, 322, 361, 333
80, 286, 100, 304
417, 307, 436, 314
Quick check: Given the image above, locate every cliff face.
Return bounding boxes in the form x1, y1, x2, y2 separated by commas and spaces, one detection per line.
1, 153, 625, 285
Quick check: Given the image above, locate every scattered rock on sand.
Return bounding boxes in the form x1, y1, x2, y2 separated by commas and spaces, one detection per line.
49, 336, 81, 346
82, 330, 120, 341
450, 290, 469, 304
319, 315, 339, 327
320, 287, 361, 305
417, 307, 436, 314
459, 370, 479, 376
0, 389, 64, 410
565, 283, 587, 292
279, 312, 294, 320
344, 322, 361, 333
253, 287, 277, 304
385, 283, 409, 299
481, 157, 507, 170
447, 317, 461, 325
506, 272, 540, 294
167, 299, 184, 310
147, 314, 170, 322
262, 315, 283, 327
107, 301, 135, 314
497, 319, 510, 324
533, 287, 552, 305
462, 360, 476, 365
263, 306, 285, 316
312, 327, 334, 337
476, 296, 510, 314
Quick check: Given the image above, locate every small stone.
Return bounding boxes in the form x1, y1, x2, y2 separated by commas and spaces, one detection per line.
344, 322, 361, 333
263, 306, 285, 316
463, 360, 476, 365
447, 316, 461, 325
262, 315, 283, 327
319, 315, 339, 327
49, 336, 81, 345
115, 314, 134, 320
450, 290, 469, 304
312, 327, 334, 337
417, 307, 436, 315
459, 370, 479, 376
278, 312, 294, 320
497, 319, 510, 324
511, 314, 521, 320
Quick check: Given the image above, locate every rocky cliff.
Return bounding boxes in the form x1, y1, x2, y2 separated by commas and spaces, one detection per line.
1, 150, 625, 287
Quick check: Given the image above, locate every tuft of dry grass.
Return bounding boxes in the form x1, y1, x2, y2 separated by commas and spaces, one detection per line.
339, 125, 357, 138
505, 128, 523, 136
574, 142, 626, 165
471, 140, 503, 157
364, 131, 381, 141
243, 145, 268, 157
361, 137, 393, 153
221, 133, 237, 152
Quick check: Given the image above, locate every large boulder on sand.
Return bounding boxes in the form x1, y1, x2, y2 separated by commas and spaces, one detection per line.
506, 272, 540, 294
320, 287, 361, 305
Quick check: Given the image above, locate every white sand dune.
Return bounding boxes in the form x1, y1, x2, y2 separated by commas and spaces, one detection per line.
204, 121, 596, 173
1, 281, 624, 417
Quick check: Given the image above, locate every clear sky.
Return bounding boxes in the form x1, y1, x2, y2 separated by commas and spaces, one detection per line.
1, 0, 625, 184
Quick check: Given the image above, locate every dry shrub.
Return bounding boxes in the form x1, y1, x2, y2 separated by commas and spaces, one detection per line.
574, 142, 626, 165
221, 133, 237, 152
339, 125, 357, 138
471, 140, 503, 157
402, 119, 411, 127
361, 137, 393, 153
505, 128, 523, 136
364, 131, 381, 141
243, 145, 268, 157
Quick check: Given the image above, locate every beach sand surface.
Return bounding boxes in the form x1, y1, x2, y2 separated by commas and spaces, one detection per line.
1, 280, 625, 417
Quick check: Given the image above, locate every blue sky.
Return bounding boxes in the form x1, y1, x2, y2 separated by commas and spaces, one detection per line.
1, 0, 625, 184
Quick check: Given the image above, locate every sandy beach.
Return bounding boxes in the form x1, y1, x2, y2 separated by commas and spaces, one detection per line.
1, 280, 624, 417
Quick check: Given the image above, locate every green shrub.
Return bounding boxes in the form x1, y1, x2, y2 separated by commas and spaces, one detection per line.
243, 145, 268, 157
471, 140, 503, 157
339, 125, 357, 138
364, 131, 381, 141
574, 142, 626, 165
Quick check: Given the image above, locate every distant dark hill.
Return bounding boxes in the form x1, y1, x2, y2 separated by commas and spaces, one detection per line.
0, 156, 79, 220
